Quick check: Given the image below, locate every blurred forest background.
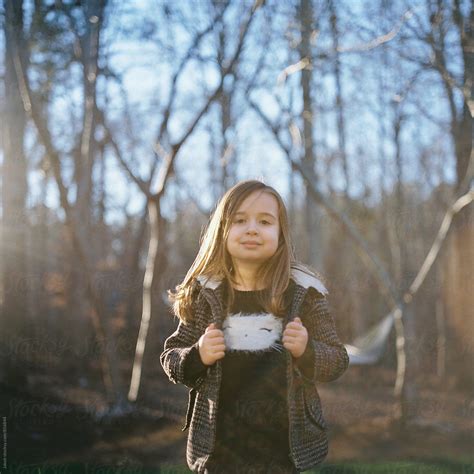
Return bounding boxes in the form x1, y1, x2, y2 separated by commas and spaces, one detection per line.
0, 0, 472, 470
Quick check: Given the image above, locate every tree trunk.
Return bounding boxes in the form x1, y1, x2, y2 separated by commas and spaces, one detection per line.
435, 262, 446, 379
444, 0, 473, 391
75, 0, 103, 251
1, 0, 28, 388
124, 208, 149, 334
328, 0, 349, 196
298, 0, 321, 268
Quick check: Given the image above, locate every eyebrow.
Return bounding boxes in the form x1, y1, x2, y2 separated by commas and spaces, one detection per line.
234, 211, 277, 219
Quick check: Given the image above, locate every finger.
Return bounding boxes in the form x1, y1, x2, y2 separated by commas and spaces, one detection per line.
287, 320, 303, 328
212, 344, 226, 351
205, 323, 215, 333
206, 329, 224, 338
283, 334, 305, 344
208, 336, 226, 347
289, 317, 302, 323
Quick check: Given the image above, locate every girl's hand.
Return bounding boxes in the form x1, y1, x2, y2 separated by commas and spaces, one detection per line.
283, 317, 308, 359
198, 323, 226, 366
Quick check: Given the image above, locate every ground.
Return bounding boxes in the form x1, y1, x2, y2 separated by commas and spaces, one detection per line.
3, 365, 473, 471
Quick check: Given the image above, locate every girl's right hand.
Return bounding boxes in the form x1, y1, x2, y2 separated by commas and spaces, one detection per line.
198, 323, 226, 366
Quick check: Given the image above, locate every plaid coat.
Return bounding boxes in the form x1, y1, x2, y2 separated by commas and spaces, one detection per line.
160, 264, 349, 472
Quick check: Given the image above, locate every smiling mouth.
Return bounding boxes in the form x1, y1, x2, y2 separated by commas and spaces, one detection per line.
242, 242, 260, 247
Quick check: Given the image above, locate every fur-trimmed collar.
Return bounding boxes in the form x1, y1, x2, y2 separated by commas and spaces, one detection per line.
196, 262, 328, 295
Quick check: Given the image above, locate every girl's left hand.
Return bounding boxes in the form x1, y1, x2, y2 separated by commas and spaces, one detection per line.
282, 317, 309, 358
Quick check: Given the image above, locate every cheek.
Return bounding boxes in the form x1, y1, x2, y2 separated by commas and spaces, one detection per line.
226, 229, 240, 248
227, 228, 238, 241
271, 228, 280, 242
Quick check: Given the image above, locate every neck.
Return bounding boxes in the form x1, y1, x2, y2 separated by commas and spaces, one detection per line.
231, 261, 264, 290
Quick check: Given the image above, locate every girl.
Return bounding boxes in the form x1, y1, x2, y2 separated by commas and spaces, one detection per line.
160, 180, 349, 473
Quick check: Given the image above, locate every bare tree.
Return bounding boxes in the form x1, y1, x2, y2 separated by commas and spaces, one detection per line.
297, 0, 323, 267
249, 90, 472, 425
120, 0, 264, 402
328, 0, 349, 196
1, 0, 28, 387
6, 0, 132, 406
398, 0, 473, 390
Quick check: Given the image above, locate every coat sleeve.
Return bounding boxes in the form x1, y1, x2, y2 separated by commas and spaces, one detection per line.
294, 287, 349, 383
159, 294, 210, 390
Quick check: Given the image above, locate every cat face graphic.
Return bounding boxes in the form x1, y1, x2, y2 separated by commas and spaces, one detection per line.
221, 313, 284, 352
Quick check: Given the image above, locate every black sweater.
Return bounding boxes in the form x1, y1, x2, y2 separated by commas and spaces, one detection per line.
184, 280, 314, 470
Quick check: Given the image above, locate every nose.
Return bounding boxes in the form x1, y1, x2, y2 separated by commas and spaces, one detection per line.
245, 220, 258, 234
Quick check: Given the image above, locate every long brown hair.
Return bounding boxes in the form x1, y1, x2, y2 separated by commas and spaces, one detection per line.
168, 179, 297, 323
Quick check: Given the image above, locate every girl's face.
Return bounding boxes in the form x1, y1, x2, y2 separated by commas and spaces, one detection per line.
226, 190, 280, 267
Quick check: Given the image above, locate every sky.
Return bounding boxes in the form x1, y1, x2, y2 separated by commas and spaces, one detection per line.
0, 0, 461, 227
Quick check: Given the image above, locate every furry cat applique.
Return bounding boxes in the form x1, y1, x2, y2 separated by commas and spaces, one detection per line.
221, 313, 284, 353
